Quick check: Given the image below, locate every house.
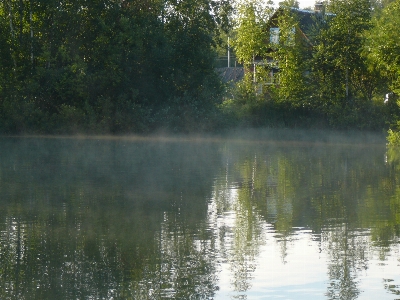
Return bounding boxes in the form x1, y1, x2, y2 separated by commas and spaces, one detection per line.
217, 3, 334, 85
267, 3, 330, 46
255, 2, 334, 85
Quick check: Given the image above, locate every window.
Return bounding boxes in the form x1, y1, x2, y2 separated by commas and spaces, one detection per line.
270, 27, 280, 44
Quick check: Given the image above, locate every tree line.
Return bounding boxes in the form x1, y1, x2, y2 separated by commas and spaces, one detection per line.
226, 0, 400, 138
1, 0, 400, 136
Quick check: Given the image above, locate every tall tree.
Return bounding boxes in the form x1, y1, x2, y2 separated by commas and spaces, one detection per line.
365, 0, 400, 95
311, 0, 372, 110
233, 0, 273, 67
273, 8, 310, 107
367, 0, 400, 143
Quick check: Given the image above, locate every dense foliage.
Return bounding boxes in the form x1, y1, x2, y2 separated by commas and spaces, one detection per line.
1, 0, 400, 136
0, 0, 231, 133
227, 0, 400, 134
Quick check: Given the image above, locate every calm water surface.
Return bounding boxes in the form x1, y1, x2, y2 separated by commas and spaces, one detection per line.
0, 131, 399, 299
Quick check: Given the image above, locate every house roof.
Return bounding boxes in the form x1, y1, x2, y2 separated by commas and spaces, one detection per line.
216, 67, 244, 83
269, 6, 335, 37
294, 7, 335, 32
292, 8, 322, 32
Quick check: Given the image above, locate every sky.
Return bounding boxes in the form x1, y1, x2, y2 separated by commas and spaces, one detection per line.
268, 0, 318, 10
297, 0, 317, 9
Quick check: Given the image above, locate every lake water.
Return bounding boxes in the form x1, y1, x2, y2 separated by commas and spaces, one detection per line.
0, 131, 399, 300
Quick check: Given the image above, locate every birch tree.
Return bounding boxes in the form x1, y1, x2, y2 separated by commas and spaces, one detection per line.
273, 7, 310, 107
233, 0, 273, 66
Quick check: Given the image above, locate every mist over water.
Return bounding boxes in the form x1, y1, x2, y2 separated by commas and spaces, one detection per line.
0, 129, 397, 299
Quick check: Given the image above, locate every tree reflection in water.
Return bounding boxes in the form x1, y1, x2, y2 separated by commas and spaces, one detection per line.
0, 134, 399, 299
0, 137, 221, 299
211, 138, 400, 299
323, 225, 368, 300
